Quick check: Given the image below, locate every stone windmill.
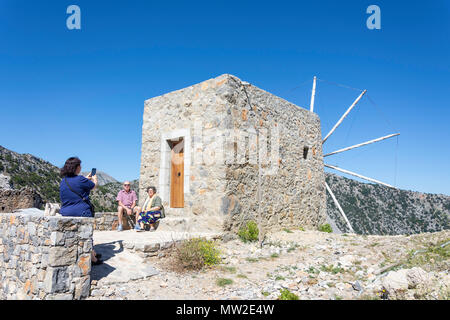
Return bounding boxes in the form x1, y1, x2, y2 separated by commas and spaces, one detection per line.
139, 74, 399, 234
308, 76, 400, 233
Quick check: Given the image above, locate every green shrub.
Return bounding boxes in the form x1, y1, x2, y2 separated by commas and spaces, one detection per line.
238, 221, 259, 242
175, 238, 221, 271
279, 289, 299, 300
320, 264, 345, 274
216, 278, 233, 287
222, 266, 236, 273
318, 224, 332, 233
307, 266, 319, 274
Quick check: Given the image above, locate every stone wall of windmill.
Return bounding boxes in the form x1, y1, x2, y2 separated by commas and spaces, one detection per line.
140, 74, 327, 233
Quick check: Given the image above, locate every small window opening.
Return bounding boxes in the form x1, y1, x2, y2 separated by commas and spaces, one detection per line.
303, 146, 309, 160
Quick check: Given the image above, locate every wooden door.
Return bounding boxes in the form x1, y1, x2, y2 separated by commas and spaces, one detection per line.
170, 140, 184, 208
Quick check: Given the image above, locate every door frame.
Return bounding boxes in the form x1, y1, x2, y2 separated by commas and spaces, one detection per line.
159, 129, 191, 208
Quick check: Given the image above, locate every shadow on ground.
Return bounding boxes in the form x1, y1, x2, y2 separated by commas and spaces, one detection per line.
90, 240, 124, 282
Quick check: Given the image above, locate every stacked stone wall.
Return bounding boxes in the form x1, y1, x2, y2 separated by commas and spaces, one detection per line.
93, 212, 118, 231
0, 187, 43, 213
0, 212, 93, 299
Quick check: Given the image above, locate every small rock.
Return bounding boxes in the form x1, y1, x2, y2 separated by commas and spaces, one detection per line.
355, 270, 364, 278
352, 281, 362, 291
367, 273, 376, 281
288, 283, 298, 290
338, 255, 355, 267
118, 289, 128, 297
382, 269, 409, 292
90, 289, 104, 297
336, 282, 350, 291
406, 267, 431, 289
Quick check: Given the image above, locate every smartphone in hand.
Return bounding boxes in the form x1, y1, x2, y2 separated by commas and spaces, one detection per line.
90, 168, 97, 177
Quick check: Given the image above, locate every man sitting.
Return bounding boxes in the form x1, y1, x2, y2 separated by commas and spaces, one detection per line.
116, 181, 141, 231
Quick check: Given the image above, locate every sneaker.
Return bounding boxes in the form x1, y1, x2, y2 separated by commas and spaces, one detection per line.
134, 224, 143, 232
117, 224, 123, 231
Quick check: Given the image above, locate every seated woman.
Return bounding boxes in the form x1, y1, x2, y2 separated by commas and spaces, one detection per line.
137, 186, 165, 231
59, 157, 103, 265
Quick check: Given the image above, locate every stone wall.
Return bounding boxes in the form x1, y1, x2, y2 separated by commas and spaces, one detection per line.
220, 76, 327, 233
93, 212, 139, 231
0, 212, 93, 300
0, 187, 43, 213
93, 212, 118, 231
140, 74, 326, 234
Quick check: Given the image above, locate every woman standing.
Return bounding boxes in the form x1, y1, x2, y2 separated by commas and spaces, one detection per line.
59, 157, 103, 265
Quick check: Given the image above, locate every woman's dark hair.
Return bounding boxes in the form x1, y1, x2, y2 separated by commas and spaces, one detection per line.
147, 186, 157, 193
60, 157, 81, 177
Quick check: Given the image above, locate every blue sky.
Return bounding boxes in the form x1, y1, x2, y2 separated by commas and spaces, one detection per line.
0, 0, 449, 195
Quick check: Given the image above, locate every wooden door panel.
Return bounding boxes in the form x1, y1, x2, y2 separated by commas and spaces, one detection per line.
170, 140, 184, 208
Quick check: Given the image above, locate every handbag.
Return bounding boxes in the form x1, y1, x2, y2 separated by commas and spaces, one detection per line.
64, 177, 95, 217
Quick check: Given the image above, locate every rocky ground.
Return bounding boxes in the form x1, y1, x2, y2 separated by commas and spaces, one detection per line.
88, 229, 449, 300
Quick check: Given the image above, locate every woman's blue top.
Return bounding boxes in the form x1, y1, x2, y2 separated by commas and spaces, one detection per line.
59, 175, 95, 217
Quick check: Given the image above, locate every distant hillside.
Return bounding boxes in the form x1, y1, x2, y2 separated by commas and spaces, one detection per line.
81, 171, 118, 186
0, 145, 139, 208
325, 173, 450, 235
0, 146, 60, 202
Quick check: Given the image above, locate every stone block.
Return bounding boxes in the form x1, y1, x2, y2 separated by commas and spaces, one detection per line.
45, 293, 74, 300
79, 225, 93, 239
27, 222, 36, 236
44, 267, 70, 294
9, 225, 16, 237
73, 275, 90, 300
83, 240, 93, 253
50, 232, 65, 246
76, 254, 91, 277
41, 253, 49, 265
48, 246, 77, 267
143, 243, 160, 252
